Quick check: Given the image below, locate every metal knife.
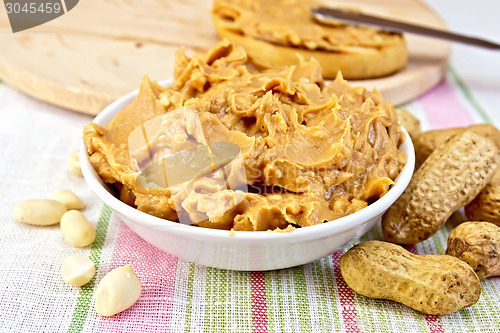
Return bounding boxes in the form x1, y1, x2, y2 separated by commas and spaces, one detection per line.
311, 7, 500, 50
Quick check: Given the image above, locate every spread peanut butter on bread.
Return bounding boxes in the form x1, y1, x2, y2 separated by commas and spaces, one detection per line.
83, 40, 406, 231
212, 0, 408, 79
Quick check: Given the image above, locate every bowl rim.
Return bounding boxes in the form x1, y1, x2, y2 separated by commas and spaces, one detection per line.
80, 79, 415, 243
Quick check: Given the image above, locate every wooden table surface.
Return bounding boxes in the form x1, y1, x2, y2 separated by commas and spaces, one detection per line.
0, 0, 450, 114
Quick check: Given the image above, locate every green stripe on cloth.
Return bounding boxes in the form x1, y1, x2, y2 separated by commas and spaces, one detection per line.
423, 227, 448, 256
265, 270, 284, 332
234, 272, 252, 331
204, 267, 228, 332
436, 223, 452, 255
479, 279, 500, 329
291, 266, 312, 332
310, 259, 338, 332
67, 204, 112, 333
449, 66, 492, 124
184, 262, 196, 333
322, 256, 342, 332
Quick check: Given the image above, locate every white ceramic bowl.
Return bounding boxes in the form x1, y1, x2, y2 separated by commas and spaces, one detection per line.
80, 83, 415, 271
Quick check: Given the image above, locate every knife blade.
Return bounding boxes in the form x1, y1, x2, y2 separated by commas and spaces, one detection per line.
311, 7, 500, 50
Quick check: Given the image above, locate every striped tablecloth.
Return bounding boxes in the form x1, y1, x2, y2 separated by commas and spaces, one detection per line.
2, 1, 500, 329
1, 68, 499, 332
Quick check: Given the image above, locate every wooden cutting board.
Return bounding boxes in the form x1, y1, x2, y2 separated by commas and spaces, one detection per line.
0, 0, 450, 115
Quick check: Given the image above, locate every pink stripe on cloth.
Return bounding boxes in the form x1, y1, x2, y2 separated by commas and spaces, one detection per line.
332, 250, 360, 333
98, 221, 179, 332
423, 315, 445, 333
406, 245, 444, 333
418, 79, 475, 130
251, 271, 268, 333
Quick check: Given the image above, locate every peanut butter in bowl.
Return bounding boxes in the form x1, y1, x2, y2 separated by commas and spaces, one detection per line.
83, 40, 406, 232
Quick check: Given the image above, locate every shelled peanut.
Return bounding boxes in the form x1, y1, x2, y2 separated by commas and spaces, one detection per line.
12, 190, 87, 226
61, 254, 96, 287
95, 265, 142, 317
446, 221, 500, 279
60, 210, 96, 247
382, 130, 499, 244
340, 241, 481, 315
12, 199, 67, 226
12, 154, 141, 317
67, 150, 83, 176
54, 189, 87, 210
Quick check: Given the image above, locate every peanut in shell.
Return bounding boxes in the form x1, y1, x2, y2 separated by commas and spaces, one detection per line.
464, 171, 500, 226
413, 124, 500, 168
382, 130, 499, 244
340, 241, 481, 315
395, 108, 421, 141
446, 221, 500, 279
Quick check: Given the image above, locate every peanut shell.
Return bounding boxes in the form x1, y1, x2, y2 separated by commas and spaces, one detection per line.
340, 241, 481, 315
414, 124, 500, 168
465, 171, 500, 226
446, 221, 500, 279
395, 108, 421, 141
382, 130, 499, 244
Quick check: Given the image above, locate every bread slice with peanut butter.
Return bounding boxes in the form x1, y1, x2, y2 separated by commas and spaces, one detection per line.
212, 0, 408, 79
